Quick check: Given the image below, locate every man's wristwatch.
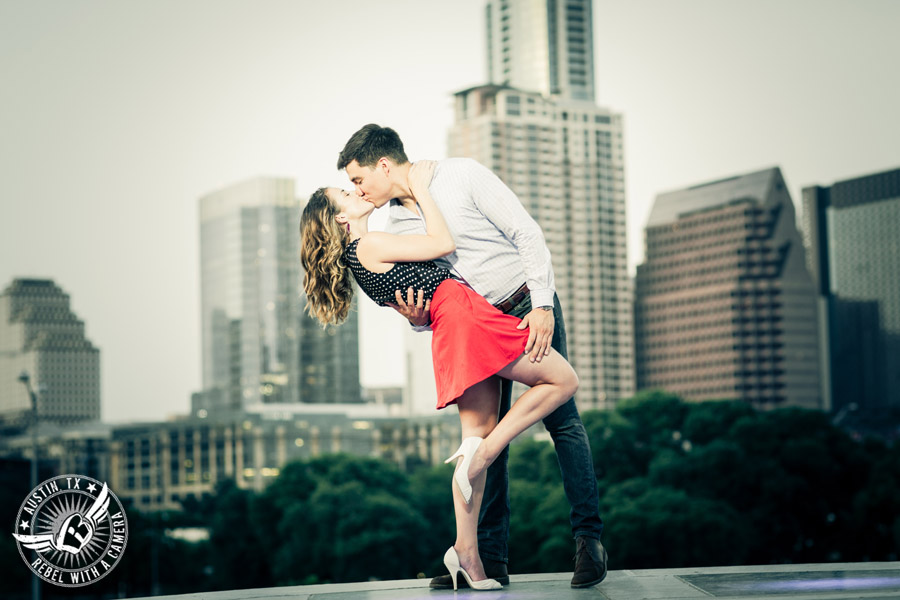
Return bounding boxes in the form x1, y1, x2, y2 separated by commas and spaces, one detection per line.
537, 306, 553, 311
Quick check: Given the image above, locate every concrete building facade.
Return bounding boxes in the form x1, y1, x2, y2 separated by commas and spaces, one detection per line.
448, 0, 633, 410
0, 278, 100, 425
635, 168, 821, 409
449, 87, 632, 410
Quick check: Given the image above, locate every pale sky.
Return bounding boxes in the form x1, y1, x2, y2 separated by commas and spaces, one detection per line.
2, 0, 898, 423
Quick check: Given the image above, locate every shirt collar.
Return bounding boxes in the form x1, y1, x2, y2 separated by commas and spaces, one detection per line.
388, 198, 422, 221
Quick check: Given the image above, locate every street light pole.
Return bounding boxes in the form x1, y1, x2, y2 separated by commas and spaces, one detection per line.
17, 370, 41, 600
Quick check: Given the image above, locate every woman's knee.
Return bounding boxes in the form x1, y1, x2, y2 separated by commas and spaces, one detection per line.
559, 365, 579, 404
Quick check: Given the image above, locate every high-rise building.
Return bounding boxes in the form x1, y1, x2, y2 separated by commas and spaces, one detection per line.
449, 87, 632, 411
634, 168, 821, 409
486, 0, 595, 102
198, 177, 360, 411
0, 278, 101, 425
448, 0, 633, 410
802, 167, 900, 415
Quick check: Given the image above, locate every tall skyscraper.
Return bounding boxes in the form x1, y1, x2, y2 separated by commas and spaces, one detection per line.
198, 177, 360, 411
486, 0, 595, 102
802, 167, 900, 415
448, 1, 633, 410
0, 278, 101, 425
634, 168, 821, 409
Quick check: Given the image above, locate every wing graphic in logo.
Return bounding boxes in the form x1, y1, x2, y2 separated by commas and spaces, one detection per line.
14, 483, 111, 555
11, 531, 56, 553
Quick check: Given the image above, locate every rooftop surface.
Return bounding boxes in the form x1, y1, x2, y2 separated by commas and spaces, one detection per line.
131, 562, 900, 600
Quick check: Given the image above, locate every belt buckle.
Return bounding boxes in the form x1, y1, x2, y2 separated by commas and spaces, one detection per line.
496, 283, 527, 313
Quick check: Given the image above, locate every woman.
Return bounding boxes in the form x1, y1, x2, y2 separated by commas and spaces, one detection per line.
299, 161, 578, 590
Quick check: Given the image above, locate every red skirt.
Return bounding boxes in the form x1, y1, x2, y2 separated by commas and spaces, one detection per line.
430, 279, 529, 409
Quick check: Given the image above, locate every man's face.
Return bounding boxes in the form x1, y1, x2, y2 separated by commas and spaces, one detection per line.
345, 159, 392, 208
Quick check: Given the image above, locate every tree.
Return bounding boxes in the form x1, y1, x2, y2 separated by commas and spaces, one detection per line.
616, 390, 689, 447
681, 400, 754, 446
207, 479, 270, 590
408, 463, 457, 578
851, 443, 900, 561
601, 481, 749, 568
582, 409, 652, 484
508, 479, 571, 573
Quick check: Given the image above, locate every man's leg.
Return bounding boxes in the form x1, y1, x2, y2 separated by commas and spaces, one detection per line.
542, 294, 603, 540
478, 294, 606, 555
542, 293, 607, 587
543, 400, 603, 538
431, 293, 604, 588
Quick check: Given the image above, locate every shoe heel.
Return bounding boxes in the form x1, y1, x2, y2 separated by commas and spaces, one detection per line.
444, 449, 463, 464
444, 437, 484, 504
443, 547, 460, 591
443, 546, 502, 591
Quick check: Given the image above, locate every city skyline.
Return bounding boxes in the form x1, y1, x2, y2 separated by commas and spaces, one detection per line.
2, 0, 899, 422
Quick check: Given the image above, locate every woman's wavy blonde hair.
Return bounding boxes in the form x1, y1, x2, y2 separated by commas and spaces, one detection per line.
300, 188, 354, 326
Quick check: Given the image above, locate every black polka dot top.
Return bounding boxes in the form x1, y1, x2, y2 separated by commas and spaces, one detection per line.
344, 238, 453, 307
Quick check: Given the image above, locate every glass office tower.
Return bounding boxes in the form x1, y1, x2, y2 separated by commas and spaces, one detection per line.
802, 167, 900, 414
486, 0, 596, 102
199, 177, 360, 411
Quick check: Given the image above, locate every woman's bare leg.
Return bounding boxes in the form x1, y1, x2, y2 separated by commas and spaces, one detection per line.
466, 348, 578, 481
451, 375, 501, 581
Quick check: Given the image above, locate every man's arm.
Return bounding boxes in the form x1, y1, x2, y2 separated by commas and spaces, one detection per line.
468, 161, 556, 362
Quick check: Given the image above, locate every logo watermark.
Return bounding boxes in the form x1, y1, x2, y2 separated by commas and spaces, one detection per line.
11, 474, 128, 587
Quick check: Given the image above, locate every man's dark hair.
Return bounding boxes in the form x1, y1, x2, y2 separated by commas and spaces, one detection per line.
337, 124, 409, 170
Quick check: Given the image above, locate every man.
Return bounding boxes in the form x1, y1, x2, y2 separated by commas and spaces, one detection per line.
337, 124, 608, 588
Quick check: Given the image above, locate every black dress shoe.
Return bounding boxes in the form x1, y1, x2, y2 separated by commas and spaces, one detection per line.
571, 536, 608, 588
429, 556, 510, 589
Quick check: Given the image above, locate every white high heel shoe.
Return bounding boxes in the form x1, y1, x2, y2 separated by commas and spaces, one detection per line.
443, 546, 502, 591
444, 437, 484, 504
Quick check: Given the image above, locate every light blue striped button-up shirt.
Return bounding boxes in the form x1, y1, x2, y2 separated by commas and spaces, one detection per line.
386, 157, 556, 309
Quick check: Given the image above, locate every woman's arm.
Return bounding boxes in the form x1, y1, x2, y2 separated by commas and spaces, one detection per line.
409, 160, 455, 252
359, 161, 456, 264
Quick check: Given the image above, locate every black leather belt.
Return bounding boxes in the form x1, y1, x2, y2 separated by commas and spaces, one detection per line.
493, 282, 529, 314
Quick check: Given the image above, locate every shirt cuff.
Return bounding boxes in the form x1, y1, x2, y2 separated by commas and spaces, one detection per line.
529, 288, 555, 310
410, 323, 433, 333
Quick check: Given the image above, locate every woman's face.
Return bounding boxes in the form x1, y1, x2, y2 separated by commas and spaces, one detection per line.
326, 187, 374, 221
